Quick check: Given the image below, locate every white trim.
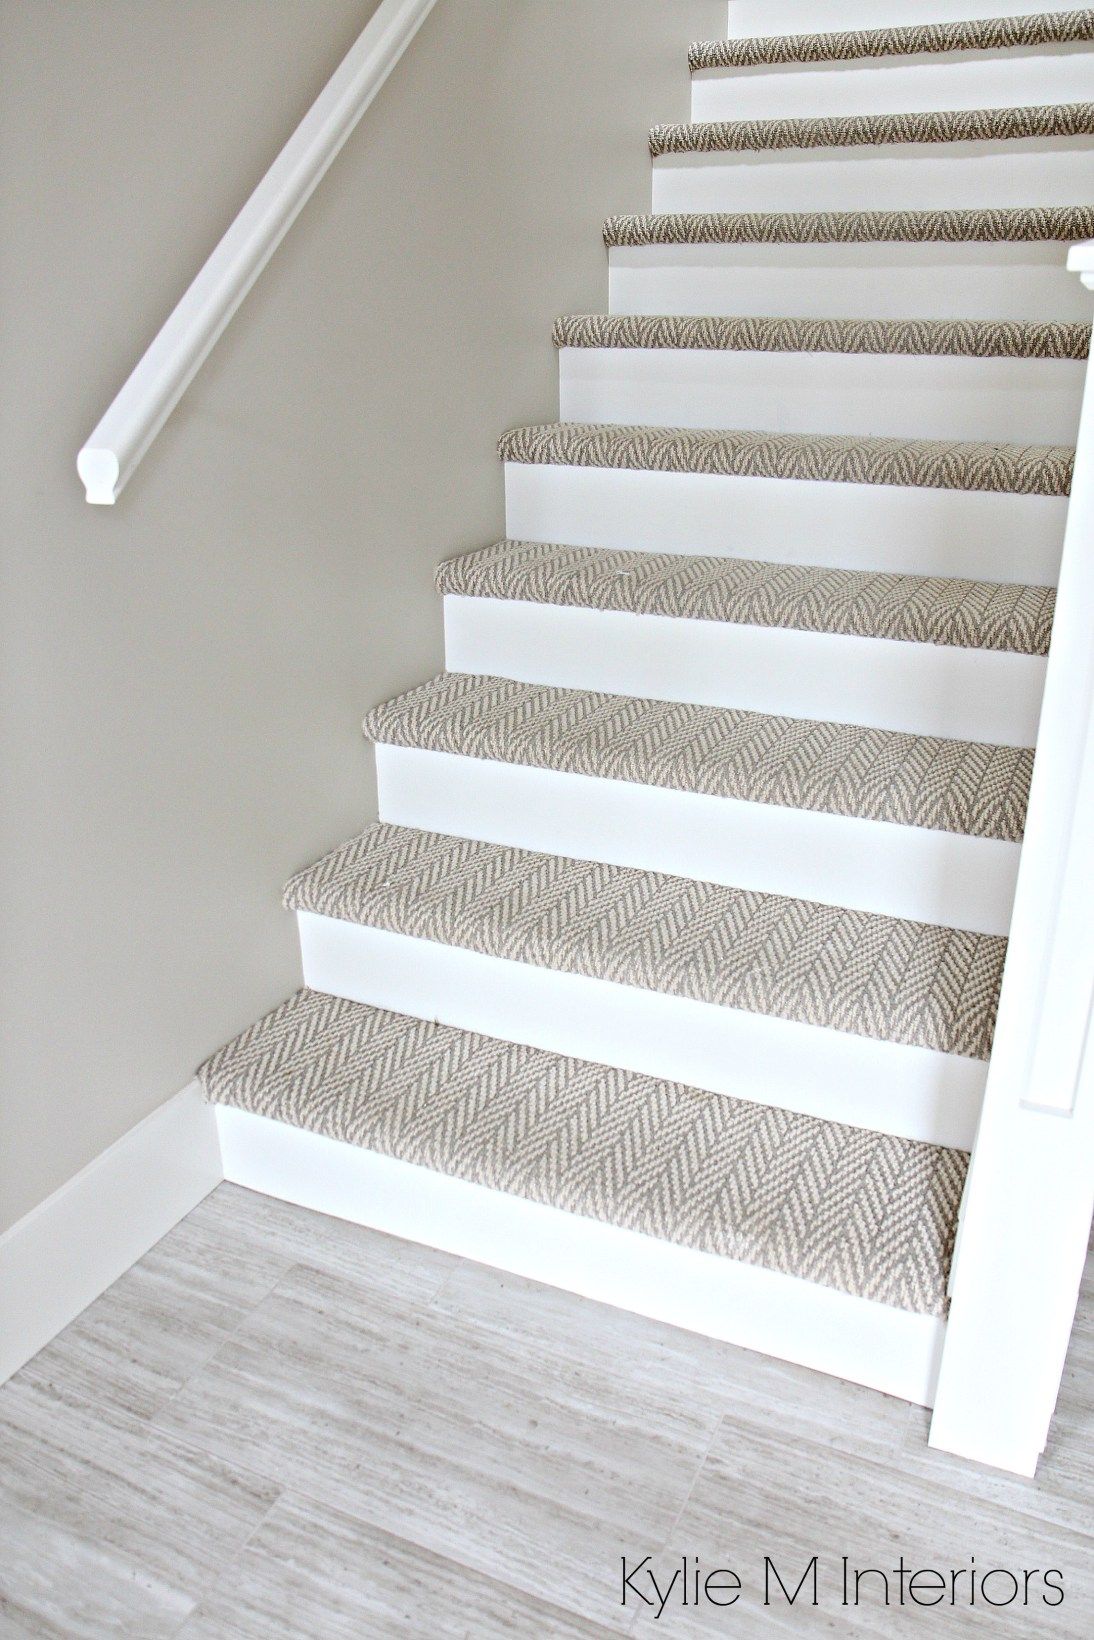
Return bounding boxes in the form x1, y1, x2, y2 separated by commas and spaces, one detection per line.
651, 141, 1094, 220
443, 591, 1047, 748
607, 243, 1091, 329
504, 461, 1068, 586
216, 1104, 946, 1406
76, 0, 438, 503
724, 0, 1092, 36
690, 47, 1094, 123
375, 742, 1020, 936
1067, 236, 1094, 290
0, 1083, 223, 1384
296, 911, 986, 1148
929, 261, 1094, 1475
557, 341, 1085, 447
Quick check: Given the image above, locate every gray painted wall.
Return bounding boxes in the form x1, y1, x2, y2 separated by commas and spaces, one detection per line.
0, 0, 721, 1232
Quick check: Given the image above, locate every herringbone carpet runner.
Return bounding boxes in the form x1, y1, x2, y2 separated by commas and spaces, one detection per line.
552, 313, 1092, 359
650, 102, 1094, 155
198, 4, 1092, 1340
688, 9, 1094, 70
199, 988, 966, 1316
284, 823, 1005, 1060
364, 672, 1032, 840
437, 539, 1054, 654
498, 421, 1074, 495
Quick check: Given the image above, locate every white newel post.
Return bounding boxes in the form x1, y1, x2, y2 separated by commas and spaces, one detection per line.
929, 243, 1094, 1476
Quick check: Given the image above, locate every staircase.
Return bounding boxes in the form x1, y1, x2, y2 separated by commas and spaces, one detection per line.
200, 2, 1094, 1414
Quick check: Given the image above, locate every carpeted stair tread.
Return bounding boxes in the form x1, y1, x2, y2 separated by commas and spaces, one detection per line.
362, 672, 1032, 841
689, 9, 1094, 72
650, 100, 1094, 155
199, 987, 968, 1317
552, 312, 1092, 360
283, 823, 1006, 1061
603, 204, 1094, 247
436, 539, 1055, 655
497, 421, 1073, 497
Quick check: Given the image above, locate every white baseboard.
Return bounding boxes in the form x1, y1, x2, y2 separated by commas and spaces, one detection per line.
216, 1104, 946, 1406
0, 1082, 223, 1384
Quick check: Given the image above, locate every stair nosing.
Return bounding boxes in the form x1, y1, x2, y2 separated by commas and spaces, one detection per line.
283, 822, 1008, 1063
497, 421, 1074, 498
435, 539, 1055, 657
650, 100, 1094, 156
551, 312, 1092, 360
199, 987, 969, 1318
688, 10, 1094, 72
361, 670, 1033, 843
603, 204, 1094, 248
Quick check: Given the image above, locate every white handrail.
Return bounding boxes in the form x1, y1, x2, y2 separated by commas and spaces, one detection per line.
929, 246, 1094, 1476
77, 0, 438, 504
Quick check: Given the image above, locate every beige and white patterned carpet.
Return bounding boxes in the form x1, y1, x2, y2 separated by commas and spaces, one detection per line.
363, 672, 1032, 841
198, 5, 1093, 1329
603, 204, 1094, 246
199, 988, 967, 1316
688, 9, 1094, 70
437, 538, 1055, 654
284, 823, 1005, 1060
650, 100, 1094, 154
552, 312, 1093, 359
497, 421, 1074, 496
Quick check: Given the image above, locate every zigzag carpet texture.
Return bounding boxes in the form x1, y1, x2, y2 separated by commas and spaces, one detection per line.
688, 9, 1094, 71
650, 101, 1094, 155
497, 422, 1074, 497
362, 672, 1033, 840
603, 205, 1094, 247
284, 824, 1006, 1059
436, 539, 1055, 655
552, 313, 1093, 359
199, 988, 968, 1317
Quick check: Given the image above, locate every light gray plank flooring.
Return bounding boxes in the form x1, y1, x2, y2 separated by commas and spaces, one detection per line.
0, 1182, 1090, 1637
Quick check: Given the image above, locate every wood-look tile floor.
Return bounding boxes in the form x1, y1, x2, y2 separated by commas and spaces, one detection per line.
1, 1183, 1090, 1637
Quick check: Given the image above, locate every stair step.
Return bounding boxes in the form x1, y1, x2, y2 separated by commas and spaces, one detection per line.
604, 205, 1094, 249
364, 672, 1031, 843
554, 312, 1092, 360
284, 823, 1006, 1062
499, 421, 1073, 497
650, 107, 1094, 215
689, 11, 1094, 72
556, 334, 1084, 445
437, 539, 1054, 655
651, 100, 1094, 155
200, 987, 968, 1318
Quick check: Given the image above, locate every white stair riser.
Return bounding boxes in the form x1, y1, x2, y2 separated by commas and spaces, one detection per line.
725, 1, 1092, 37
558, 345, 1085, 445
652, 140, 1094, 216
608, 243, 1089, 324
296, 912, 986, 1150
218, 1106, 947, 1407
504, 463, 1067, 586
374, 743, 1021, 936
443, 595, 1046, 746
691, 48, 1094, 122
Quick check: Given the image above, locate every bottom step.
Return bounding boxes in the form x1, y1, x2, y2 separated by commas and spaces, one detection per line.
200, 990, 966, 1404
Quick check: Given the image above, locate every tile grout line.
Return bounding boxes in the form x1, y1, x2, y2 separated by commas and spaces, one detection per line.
164, 1487, 287, 1639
